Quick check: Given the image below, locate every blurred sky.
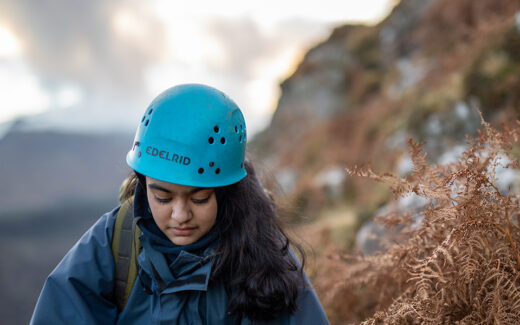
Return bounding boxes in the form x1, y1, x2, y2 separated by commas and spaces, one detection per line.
0, 0, 396, 137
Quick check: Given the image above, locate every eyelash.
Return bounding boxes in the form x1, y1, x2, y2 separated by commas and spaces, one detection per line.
154, 197, 171, 204
153, 196, 210, 204
192, 197, 210, 204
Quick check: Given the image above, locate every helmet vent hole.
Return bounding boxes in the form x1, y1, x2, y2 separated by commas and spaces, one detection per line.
235, 126, 238, 133
198, 168, 204, 174
141, 116, 146, 122
209, 162, 215, 167
214, 126, 219, 133
208, 137, 214, 144
148, 108, 153, 115
239, 135, 242, 143
145, 120, 150, 126
215, 168, 220, 174
220, 137, 226, 144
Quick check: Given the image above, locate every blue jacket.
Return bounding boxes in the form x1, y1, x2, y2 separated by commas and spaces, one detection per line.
30, 206, 330, 324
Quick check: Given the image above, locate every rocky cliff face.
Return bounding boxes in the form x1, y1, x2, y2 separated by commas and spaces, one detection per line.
253, 0, 520, 221
252, 2, 520, 323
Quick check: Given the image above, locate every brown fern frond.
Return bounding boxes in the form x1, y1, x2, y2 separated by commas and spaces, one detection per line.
326, 118, 520, 324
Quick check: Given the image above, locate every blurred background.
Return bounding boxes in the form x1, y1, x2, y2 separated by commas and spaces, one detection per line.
1, 0, 520, 324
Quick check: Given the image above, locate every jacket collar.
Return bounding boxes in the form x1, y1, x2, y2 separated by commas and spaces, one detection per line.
138, 235, 215, 294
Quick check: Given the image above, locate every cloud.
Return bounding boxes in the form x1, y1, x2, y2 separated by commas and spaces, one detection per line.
203, 17, 330, 133
206, 16, 327, 80
205, 17, 268, 79
0, 0, 167, 104
0, 1, 334, 135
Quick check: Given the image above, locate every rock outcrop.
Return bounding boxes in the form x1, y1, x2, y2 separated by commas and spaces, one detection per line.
253, 0, 520, 221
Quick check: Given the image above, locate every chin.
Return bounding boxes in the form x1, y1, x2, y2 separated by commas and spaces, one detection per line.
171, 237, 196, 246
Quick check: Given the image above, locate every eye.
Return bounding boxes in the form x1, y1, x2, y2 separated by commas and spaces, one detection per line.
154, 196, 171, 204
191, 197, 210, 204
191, 191, 214, 204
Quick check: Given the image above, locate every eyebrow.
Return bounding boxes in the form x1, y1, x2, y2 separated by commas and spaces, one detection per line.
147, 183, 208, 195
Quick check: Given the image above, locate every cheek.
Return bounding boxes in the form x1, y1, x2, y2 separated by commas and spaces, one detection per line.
199, 200, 218, 228
146, 195, 167, 223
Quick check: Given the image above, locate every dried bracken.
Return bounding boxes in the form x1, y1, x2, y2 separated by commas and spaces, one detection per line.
336, 118, 520, 324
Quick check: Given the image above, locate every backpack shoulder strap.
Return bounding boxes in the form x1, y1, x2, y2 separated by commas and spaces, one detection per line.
111, 196, 141, 311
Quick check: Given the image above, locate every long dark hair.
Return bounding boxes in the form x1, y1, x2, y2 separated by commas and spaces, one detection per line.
120, 160, 306, 322
212, 160, 305, 321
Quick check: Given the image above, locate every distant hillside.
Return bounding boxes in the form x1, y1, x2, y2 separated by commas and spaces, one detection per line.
0, 202, 114, 324
0, 127, 134, 323
0, 129, 133, 216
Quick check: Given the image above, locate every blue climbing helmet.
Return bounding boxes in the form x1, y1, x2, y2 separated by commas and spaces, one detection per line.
126, 84, 247, 187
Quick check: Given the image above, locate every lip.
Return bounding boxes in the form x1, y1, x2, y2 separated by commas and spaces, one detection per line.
169, 226, 197, 236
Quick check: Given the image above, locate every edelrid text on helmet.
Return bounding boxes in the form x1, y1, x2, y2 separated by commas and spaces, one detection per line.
126, 84, 247, 187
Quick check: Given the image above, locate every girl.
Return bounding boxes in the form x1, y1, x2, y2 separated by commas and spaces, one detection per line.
30, 84, 329, 324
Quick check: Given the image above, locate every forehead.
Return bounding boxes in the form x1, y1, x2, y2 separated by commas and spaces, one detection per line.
145, 176, 208, 193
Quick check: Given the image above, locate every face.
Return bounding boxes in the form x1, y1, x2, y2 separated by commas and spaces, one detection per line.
145, 176, 218, 246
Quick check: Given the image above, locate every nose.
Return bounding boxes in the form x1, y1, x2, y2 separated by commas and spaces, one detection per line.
170, 199, 192, 224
